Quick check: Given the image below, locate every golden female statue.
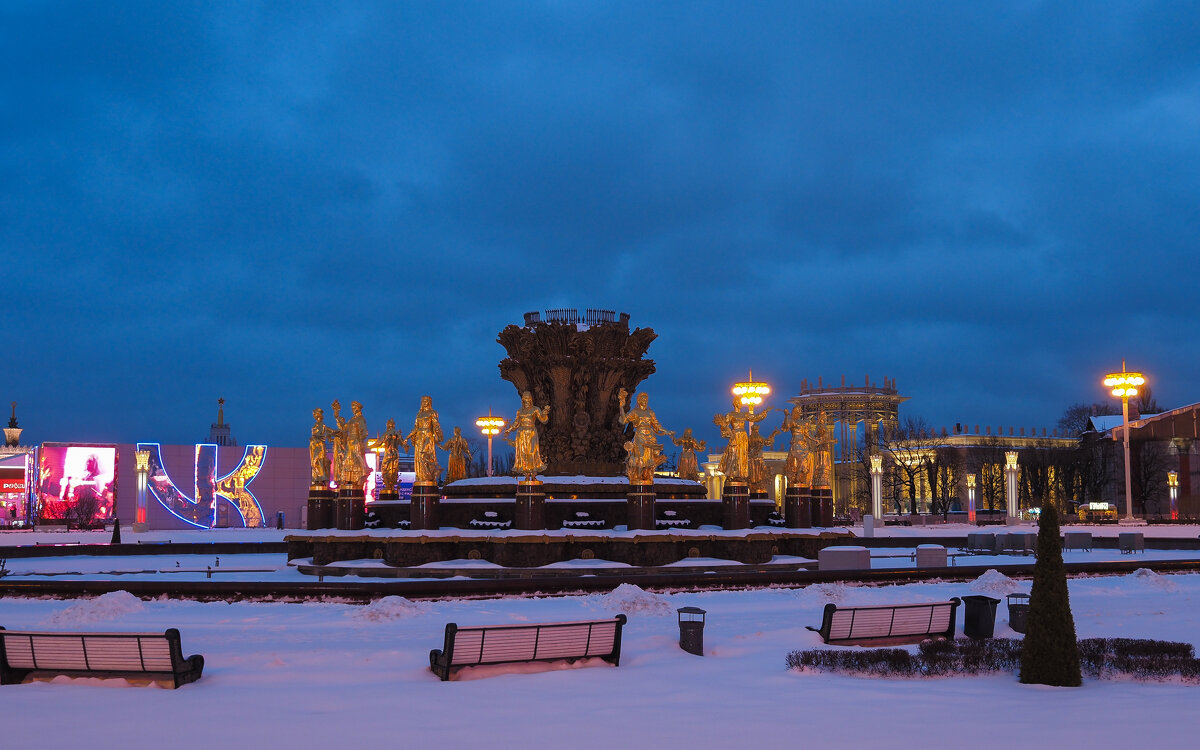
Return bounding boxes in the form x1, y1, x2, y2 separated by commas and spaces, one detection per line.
747, 422, 781, 494
330, 400, 347, 485
309, 407, 334, 488
505, 391, 550, 480
805, 410, 836, 487
779, 405, 814, 486
406, 396, 444, 484
671, 428, 707, 483
617, 388, 672, 483
340, 400, 369, 488
378, 418, 406, 492
714, 399, 771, 483
440, 426, 473, 484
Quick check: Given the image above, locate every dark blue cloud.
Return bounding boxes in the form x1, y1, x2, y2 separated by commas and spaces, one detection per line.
2, 1, 1198, 452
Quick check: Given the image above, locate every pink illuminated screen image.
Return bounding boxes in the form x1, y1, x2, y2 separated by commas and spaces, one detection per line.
37, 443, 117, 522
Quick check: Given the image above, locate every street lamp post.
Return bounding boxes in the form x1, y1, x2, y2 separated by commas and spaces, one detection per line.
1168, 470, 1179, 521
1004, 451, 1019, 521
728, 371, 771, 528
133, 449, 150, 533
1103, 363, 1146, 523
732, 370, 771, 493
869, 455, 883, 520
966, 473, 977, 525
475, 410, 506, 477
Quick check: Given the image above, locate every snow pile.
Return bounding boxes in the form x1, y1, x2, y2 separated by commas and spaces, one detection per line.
970, 569, 1024, 595
1129, 568, 1178, 591
350, 595, 427, 621
797, 583, 848, 604
44, 591, 145, 625
589, 583, 673, 615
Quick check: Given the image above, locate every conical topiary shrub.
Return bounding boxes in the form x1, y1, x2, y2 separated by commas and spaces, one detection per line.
1019, 503, 1082, 686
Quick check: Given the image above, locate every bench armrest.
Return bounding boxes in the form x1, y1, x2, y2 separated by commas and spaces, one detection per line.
430, 649, 449, 681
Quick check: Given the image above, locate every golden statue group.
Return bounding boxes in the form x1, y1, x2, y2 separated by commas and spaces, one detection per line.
714, 402, 836, 492
311, 391, 834, 495
309, 397, 474, 492
503, 387, 700, 487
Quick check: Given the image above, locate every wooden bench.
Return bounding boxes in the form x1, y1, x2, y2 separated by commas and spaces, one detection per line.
806, 598, 961, 646
429, 614, 626, 681
0, 627, 204, 688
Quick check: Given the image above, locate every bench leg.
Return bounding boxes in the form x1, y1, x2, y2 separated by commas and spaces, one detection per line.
1, 667, 31, 685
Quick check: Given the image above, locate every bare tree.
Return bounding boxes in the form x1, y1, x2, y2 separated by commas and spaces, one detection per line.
924, 446, 963, 518
465, 439, 517, 478
64, 495, 101, 529
1019, 445, 1062, 512
1135, 386, 1164, 416
1057, 402, 1116, 437
880, 417, 940, 515
1076, 432, 1116, 506
1048, 445, 1084, 513
967, 436, 1009, 512
851, 438, 906, 515
1134, 441, 1170, 516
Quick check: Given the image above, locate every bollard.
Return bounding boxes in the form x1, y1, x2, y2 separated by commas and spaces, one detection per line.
677, 607, 706, 656
110, 518, 121, 545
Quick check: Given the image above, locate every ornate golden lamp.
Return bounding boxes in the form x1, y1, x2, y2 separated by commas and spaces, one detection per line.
475, 409, 506, 477
732, 370, 770, 414
1103, 362, 1146, 522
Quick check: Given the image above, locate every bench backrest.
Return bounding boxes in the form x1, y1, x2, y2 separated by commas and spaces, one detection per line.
446, 616, 625, 668
0, 629, 180, 674
821, 599, 960, 642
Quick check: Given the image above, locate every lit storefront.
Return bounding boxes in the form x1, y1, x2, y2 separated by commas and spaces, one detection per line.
0, 450, 33, 526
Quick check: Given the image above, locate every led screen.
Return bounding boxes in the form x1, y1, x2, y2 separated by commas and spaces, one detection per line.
37, 443, 117, 522
138, 442, 267, 528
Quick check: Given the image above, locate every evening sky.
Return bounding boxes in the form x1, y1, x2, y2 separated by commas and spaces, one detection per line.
3, 1, 1198, 452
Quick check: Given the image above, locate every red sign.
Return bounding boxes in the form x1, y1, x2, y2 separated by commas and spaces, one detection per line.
0, 469, 24, 494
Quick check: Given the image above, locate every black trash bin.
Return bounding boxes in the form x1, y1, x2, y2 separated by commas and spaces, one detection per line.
276, 511, 285, 530
677, 607, 706, 656
1007, 593, 1030, 634
962, 595, 1000, 639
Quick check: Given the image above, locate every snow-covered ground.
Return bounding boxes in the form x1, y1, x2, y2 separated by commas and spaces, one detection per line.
3, 544, 1198, 582
4, 520, 1199, 547
2, 570, 1199, 749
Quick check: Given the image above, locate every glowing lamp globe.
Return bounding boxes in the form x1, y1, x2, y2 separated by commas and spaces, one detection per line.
732, 370, 771, 413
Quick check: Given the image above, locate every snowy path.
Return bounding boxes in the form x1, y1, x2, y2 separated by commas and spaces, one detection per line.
1, 570, 1198, 749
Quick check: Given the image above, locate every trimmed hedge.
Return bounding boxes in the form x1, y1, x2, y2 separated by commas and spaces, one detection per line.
787, 638, 1200, 681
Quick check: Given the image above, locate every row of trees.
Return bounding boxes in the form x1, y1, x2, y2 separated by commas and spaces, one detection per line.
848, 415, 1173, 517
